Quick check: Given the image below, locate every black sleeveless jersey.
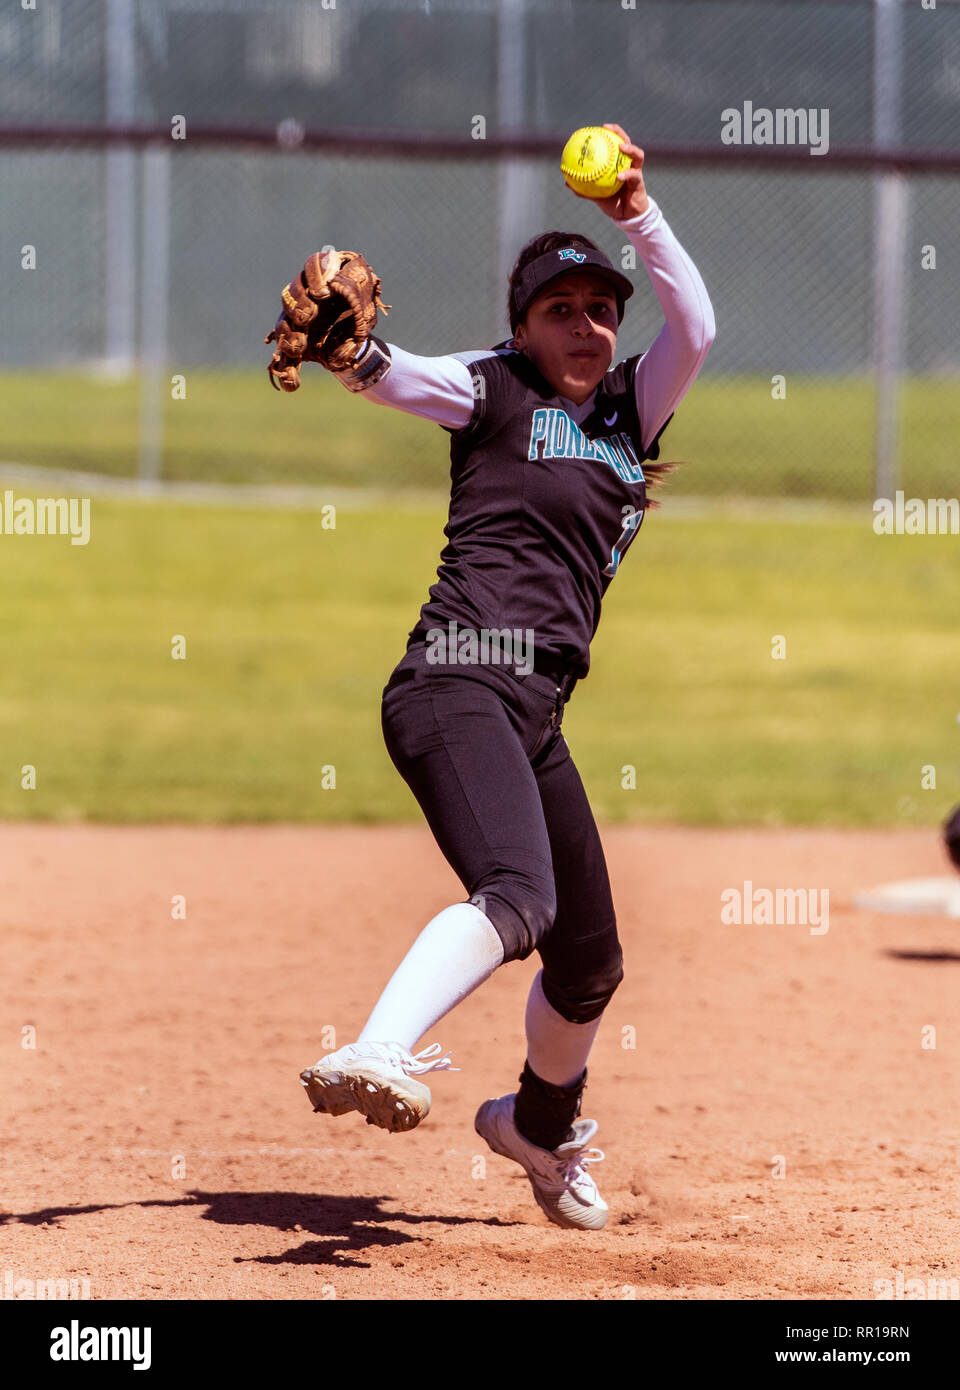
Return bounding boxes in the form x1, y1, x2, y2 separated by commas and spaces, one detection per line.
412, 342, 672, 681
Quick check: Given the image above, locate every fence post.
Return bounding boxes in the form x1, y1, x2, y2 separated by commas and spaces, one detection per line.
497, 0, 540, 343
871, 0, 908, 503
138, 146, 171, 486
104, 0, 137, 375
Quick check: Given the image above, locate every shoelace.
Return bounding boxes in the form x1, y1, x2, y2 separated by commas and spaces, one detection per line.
563, 1148, 604, 1184
394, 1041, 461, 1076
332, 1040, 461, 1076
531, 1145, 604, 1190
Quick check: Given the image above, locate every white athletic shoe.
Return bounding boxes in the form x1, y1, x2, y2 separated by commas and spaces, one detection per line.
299, 1040, 458, 1134
474, 1093, 608, 1230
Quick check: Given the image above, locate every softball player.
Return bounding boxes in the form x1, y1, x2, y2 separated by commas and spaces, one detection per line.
299, 125, 715, 1230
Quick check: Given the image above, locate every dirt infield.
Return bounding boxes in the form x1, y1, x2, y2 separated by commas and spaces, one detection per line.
2, 822, 958, 1302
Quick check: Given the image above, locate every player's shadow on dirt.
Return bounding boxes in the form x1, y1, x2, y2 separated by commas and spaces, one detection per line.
4, 1190, 520, 1270
199, 1189, 521, 1269
883, 949, 960, 963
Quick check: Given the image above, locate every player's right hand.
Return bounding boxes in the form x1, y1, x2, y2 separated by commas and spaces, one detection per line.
566, 123, 650, 223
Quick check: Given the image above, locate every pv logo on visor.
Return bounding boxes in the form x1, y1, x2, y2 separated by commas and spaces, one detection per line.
558, 249, 587, 263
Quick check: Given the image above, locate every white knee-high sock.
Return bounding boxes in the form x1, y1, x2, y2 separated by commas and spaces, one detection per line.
357, 901, 504, 1052
524, 969, 603, 1086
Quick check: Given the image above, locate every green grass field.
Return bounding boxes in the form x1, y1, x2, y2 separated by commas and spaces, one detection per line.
3, 369, 959, 499
0, 490, 956, 827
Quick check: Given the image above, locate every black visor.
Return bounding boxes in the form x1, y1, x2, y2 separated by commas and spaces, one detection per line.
511, 243, 634, 331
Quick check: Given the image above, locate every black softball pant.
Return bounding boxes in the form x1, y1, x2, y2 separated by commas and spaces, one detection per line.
380, 639, 624, 1025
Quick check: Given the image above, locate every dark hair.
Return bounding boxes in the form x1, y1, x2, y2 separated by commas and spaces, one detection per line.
507, 230, 681, 509
507, 231, 605, 333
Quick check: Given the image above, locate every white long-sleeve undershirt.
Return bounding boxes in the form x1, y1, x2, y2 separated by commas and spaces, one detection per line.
342, 198, 715, 456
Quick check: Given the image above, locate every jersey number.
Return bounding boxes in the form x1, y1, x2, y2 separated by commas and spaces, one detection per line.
603, 507, 645, 579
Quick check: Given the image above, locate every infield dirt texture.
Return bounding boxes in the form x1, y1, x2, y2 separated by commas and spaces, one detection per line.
2, 821, 958, 1301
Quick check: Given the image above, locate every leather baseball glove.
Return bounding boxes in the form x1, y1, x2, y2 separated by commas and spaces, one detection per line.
264, 249, 390, 392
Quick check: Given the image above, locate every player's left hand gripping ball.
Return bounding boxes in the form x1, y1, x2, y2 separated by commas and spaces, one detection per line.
264, 248, 390, 392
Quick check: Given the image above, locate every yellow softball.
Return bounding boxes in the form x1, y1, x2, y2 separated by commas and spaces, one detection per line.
561, 126, 631, 199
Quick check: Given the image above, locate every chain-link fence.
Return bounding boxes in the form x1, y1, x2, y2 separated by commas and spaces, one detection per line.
5, 0, 960, 147
1, 0, 958, 498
